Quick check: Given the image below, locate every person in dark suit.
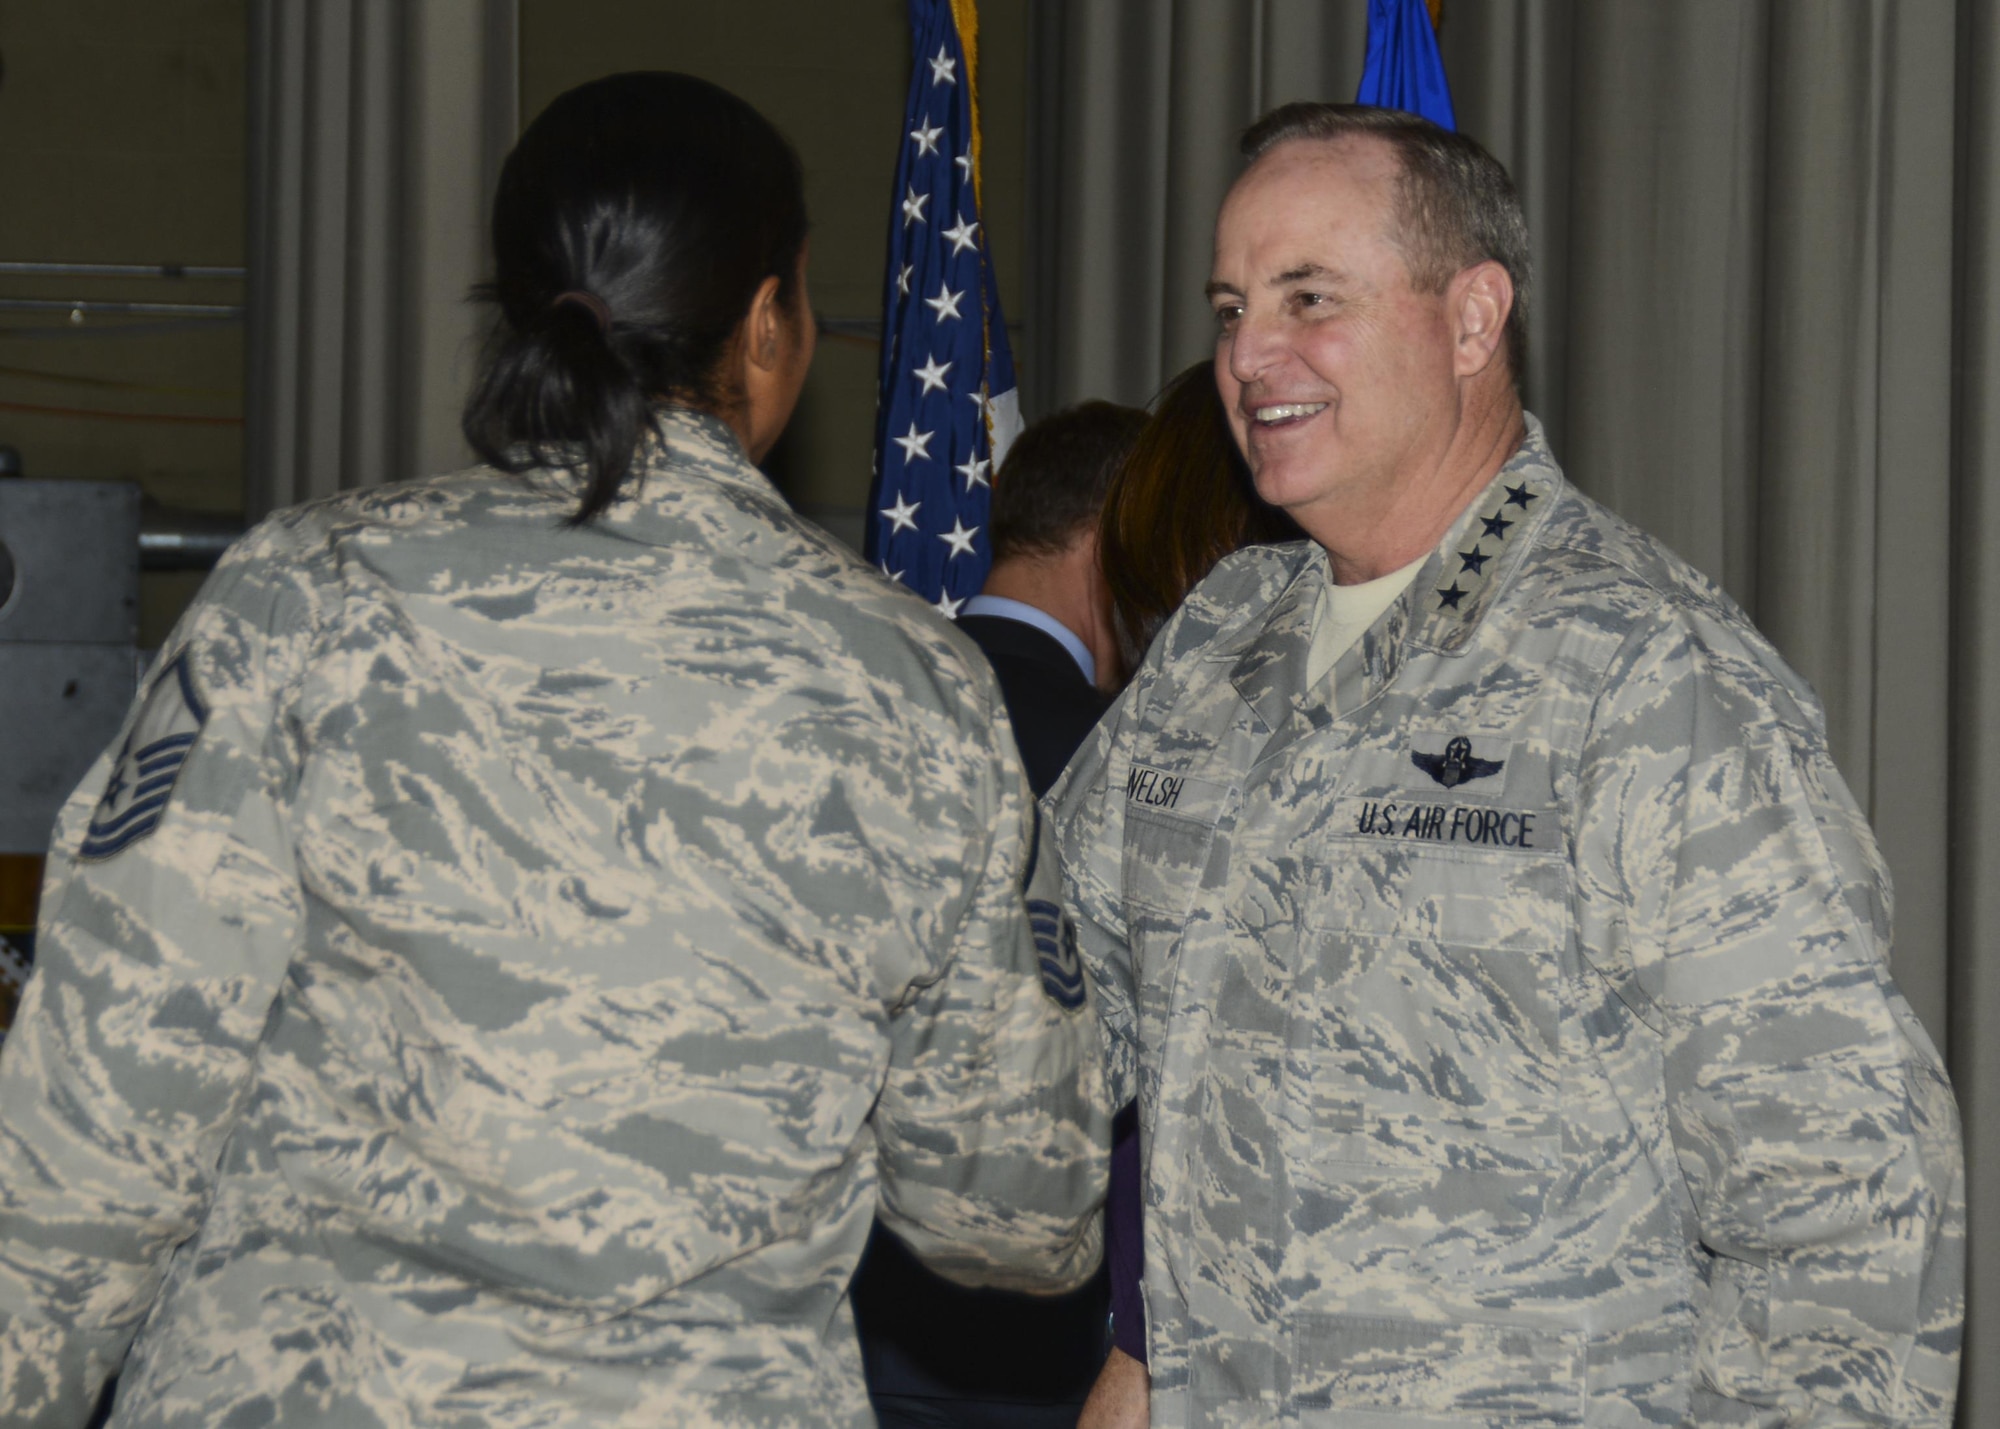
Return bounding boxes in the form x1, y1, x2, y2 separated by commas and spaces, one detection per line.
852, 400, 1146, 1429
958, 402, 1146, 793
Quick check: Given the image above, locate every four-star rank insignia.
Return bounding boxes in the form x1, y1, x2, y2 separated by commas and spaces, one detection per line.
78, 649, 208, 860
1436, 477, 1538, 614
1412, 735, 1505, 789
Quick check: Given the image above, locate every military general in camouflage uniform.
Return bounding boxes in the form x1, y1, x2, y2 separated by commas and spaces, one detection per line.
0, 72, 1108, 1429
1047, 104, 1964, 1428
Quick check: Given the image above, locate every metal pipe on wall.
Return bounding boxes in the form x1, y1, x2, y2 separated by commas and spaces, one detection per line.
0, 299, 243, 317
0, 262, 247, 279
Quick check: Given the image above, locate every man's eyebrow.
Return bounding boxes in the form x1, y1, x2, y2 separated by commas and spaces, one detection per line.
1272, 263, 1342, 286
1206, 265, 1349, 301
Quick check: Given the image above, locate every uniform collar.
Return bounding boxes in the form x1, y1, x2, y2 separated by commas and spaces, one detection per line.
520, 406, 790, 535
1224, 546, 1326, 736
960, 595, 1098, 685
1404, 412, 1564, 656
1226, 412, 1565, 739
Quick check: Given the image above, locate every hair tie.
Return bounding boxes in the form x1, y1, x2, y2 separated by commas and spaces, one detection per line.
551, 290, 613, 332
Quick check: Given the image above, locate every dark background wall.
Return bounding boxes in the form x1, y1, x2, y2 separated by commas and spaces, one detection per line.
0, 0, 246, 648
0, 0, 1031, 635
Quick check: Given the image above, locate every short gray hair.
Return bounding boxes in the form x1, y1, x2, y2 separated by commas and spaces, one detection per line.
1240, 103, 1531, 384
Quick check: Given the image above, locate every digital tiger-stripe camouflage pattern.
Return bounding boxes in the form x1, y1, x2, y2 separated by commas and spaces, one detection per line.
1048, 416, 1963, 1428
0, 407, 1110, 1428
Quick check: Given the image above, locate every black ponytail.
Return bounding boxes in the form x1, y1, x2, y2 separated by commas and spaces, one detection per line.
463, 72, 809, 524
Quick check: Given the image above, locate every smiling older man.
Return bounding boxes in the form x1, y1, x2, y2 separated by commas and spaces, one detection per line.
1047, 104, 1964, 1428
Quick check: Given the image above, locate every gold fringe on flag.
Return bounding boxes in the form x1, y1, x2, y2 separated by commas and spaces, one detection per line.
946, 0, 999, 452
950, 0, 983, 212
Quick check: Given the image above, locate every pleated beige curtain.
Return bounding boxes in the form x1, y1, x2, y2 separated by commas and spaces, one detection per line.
244, 0, 519, 518
1024, 2, 1997, 1422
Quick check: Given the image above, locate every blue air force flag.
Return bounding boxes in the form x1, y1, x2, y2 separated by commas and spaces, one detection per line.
1356, 0, 1457, 130
866, 0, 1023, 617
78, 649, 207, 860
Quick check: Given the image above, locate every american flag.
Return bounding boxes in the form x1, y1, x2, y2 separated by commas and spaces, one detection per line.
866, 0, 1021, 617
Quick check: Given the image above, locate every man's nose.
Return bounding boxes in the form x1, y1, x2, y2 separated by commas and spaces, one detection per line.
1226, 308, 1281, 384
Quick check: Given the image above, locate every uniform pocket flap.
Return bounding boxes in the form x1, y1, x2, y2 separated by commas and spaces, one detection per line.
1293, 1312, 1585, 1422
1122, 773, 1233, 917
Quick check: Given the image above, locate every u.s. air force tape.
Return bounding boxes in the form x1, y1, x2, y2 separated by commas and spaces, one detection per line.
1332, 795, 1561, 853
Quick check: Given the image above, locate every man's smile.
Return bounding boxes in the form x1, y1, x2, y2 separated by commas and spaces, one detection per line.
1250, 401, 1328, 426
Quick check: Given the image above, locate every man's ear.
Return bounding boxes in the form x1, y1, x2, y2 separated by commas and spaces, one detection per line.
1450, 260, 1512, 378
745, 273, 786, 372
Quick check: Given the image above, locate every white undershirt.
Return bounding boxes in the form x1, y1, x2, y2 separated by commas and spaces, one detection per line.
1304, 552, 1429, 692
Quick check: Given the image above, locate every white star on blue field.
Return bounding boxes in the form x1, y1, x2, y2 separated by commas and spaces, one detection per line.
867, 0, 1020, 611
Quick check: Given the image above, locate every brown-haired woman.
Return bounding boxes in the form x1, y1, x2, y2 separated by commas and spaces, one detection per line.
1099, 360, 1302, 674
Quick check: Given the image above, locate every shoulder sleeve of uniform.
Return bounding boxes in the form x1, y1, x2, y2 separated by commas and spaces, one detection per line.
1573, 597, 1964, 1426
871, 671, 1110, 1294
0, 515, 328, 1426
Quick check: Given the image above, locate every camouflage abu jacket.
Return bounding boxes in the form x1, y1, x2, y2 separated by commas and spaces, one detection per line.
1047, 417, 1962, 1428
0, 408, 1109, 1428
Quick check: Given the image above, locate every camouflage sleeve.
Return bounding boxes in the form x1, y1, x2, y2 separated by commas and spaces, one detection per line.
1043, 693, 1140, 1111
0, 520, 319, 1427
872, 702, 1110, 1295
1575, 599, 1964, 1427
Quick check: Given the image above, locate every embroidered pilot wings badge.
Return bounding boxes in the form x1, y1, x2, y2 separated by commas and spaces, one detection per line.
78, 649, 208, 860
1411, 735, 1505, 790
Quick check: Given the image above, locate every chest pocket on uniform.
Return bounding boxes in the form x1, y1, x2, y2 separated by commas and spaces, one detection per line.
1120, 766, 1234, 982
1122, 767, 1232, 912
1300, 808, 1569, 1174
